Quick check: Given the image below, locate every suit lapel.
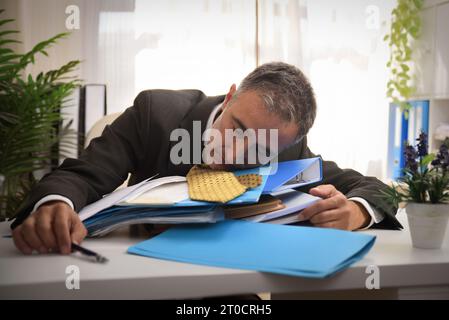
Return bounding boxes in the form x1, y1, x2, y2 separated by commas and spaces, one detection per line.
166, 94, 225, 176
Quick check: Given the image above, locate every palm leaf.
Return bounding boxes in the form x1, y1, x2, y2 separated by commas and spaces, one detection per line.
0, 11, 82, 220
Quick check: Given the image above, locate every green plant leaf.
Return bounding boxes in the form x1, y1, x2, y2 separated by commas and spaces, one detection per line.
421, 154, 435, 167
385, 0, 422, 110
0, 12, 81, 220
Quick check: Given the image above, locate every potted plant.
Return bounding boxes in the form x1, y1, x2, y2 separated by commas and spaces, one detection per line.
0, 10, 81, 220
383, 133, 449, 249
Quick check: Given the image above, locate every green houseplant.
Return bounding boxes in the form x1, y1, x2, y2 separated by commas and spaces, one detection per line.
384, 0, 423, 113
383, 133, 449, 249
0, 10, 81, 221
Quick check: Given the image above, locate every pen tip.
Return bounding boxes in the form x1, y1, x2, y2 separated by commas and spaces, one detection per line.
96, 256, 109, 264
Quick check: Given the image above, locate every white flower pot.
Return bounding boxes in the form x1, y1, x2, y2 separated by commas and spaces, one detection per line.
405, 203, 449, 249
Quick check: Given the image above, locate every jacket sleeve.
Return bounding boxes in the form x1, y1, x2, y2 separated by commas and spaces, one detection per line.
10, 92, 152, 229
293, 137, 402, 230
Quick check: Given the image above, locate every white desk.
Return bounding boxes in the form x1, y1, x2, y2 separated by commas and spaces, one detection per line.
1, 210, 449, 299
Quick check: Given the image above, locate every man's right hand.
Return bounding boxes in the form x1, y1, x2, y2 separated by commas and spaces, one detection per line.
12, 201, 87, 255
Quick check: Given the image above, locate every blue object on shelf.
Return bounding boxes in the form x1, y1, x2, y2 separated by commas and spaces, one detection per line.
387, 100, 429, 180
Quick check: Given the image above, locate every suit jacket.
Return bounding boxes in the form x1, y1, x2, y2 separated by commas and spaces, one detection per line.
10, 89, 402, 230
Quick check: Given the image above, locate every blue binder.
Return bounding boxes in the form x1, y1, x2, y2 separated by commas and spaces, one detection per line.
387, 100, 429, 180
262, 157, 322, 194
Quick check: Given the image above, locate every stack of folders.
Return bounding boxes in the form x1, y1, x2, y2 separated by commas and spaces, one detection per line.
124, 157, 377, 279
80, 157, 323, 237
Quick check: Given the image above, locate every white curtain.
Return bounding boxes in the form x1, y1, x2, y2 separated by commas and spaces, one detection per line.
259, 0, 395, 180
9, 0, 256, 113
88, 0, 257, 113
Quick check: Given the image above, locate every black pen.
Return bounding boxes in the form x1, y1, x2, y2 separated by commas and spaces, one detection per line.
71, 242, 109, 263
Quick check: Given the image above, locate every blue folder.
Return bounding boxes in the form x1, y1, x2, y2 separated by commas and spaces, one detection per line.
128, 220, 376, 278
84, 205, 218, 227
262, 157, 322, 194
84, 206, 223, 237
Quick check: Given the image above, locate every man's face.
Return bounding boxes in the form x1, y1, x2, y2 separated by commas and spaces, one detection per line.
206, 87, 299, 170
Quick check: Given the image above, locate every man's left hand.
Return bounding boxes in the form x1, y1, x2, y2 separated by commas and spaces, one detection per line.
300, 184, 370, 231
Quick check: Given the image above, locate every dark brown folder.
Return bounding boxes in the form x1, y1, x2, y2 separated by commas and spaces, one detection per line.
224, 195, 286, 219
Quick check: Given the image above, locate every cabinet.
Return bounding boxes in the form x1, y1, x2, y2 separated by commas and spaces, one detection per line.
434, 2, 449, 97
412, 1, 449, 153
413, 6, 436, 97
414, 1, 449, 98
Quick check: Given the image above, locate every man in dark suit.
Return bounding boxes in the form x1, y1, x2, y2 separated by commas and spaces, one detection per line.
11, 62, 401, 255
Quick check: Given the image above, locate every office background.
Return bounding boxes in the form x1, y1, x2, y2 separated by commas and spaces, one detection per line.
2, 0, 449, 181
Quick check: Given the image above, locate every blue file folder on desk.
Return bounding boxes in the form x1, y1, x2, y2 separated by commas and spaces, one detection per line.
128, 220, 376, 278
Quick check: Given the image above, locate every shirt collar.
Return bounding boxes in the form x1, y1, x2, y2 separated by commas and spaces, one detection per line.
203, 103, 222, 143
206, 103, 222, 131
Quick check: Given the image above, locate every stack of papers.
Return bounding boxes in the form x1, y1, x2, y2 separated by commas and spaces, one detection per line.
79, 158, 323, 237
128, 220, 376, 278
80, 166, 269, 236
84, 205, 223, 237
244, 189, 321, 224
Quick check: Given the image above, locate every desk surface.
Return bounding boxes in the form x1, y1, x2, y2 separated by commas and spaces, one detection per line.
1, 210, 449, 299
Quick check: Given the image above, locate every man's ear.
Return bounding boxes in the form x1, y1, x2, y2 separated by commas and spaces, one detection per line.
221, 84, 237, 111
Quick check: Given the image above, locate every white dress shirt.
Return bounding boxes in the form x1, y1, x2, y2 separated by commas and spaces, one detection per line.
33, 103, 384, 229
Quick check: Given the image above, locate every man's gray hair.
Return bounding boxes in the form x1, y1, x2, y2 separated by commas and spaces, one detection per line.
237, 62, 317, 141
